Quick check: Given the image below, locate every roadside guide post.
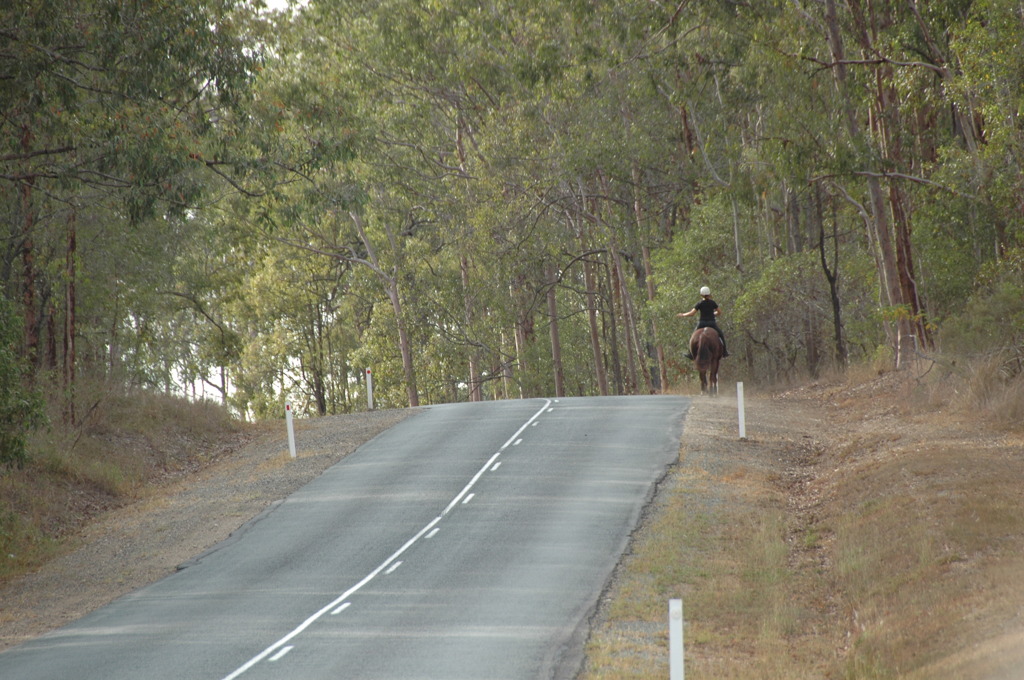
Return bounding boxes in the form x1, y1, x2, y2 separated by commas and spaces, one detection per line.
366, 367, 374, 411
737, 381, 747, 440
285, 403, 297, 459
670, 598, 684, 680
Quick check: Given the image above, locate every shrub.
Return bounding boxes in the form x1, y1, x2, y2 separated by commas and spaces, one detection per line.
939, 247, 1024, 356
0, 295, 46, 469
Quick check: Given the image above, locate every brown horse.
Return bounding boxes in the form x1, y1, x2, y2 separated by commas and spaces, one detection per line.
689, 327, 723, 396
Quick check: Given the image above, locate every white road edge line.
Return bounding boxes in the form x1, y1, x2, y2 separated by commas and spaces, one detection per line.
269, 646, 293, 662
219, 398, 553, 680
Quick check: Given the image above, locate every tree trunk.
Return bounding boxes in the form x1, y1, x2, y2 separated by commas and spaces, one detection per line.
629, 163, 662, 393
20, 124, 39, 371
731, 196, 743, 272
454, 114, 483, 402
875, 70, 931, 355
585, 255, 609, 395
576, 219, 609, 396
868, 59, 929, 364
45, 302, 57, 370
350, 211, 419, 407
500, 331, 513, 400
512, 318, 528, 399
805, 310, 820, 378
461, 256, 482, 402
642, 246, 666, 393
510, 273, 533, 399
545, 262, 564, 398
787, 186, 803, 254
826, 0, 908, 365
818, 188, 848, 370
387, 279, 419, 407
609, 250, 637, 393
64, 207, 78, 424
603, 254, 623, 395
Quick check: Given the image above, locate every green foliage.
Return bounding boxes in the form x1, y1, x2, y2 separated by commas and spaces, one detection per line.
0, 296, 46, 468
651, 195, 745, 358
939, 247, 1024, 355
5, 0, 1024, 415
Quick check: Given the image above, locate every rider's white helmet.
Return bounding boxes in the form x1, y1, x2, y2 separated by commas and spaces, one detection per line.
700, 286, 711, 296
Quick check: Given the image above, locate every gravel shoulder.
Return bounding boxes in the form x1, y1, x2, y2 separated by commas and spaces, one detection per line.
0, 408, 415, 651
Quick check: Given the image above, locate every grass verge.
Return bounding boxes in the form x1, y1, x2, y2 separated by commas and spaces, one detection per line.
0, 376, 247, 582
582, 361, 1024, 679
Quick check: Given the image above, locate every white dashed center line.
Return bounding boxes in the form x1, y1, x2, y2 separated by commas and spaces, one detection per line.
220, 398, 553, 680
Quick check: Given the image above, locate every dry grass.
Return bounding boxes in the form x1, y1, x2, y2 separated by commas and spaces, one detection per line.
0, 379, 248, 581
583, 357, 1024, 679
582, 392, 836, 680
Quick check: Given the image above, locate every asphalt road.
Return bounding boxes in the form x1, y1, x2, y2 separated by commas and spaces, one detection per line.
0, 395, 688, 680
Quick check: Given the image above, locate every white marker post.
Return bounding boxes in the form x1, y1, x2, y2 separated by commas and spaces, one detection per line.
737, 381, 747, 440
669, 598, 684, 680
285, 403, 297, 459
365, 368, 374, 411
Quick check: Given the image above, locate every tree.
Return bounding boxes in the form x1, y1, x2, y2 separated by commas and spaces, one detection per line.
1, 0, 267, 401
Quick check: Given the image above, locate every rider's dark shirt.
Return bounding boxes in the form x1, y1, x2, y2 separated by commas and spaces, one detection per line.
694, 298, 719, 327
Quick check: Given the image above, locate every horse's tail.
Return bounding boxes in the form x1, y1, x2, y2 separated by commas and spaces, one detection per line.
697, 342, 712, 363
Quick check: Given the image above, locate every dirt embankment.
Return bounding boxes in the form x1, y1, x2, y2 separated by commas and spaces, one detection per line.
778, 374, 1024, 678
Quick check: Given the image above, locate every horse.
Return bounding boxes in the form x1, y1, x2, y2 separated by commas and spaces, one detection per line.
689, 327, 723, 396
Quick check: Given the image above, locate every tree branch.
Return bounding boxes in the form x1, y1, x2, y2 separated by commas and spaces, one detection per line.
805, 55, 944, 76
810, 170, 973, 197
0, 146, 76, 163
202, 159, 269, 198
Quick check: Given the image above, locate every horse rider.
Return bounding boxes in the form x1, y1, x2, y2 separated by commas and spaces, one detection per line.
678, 286, 730, 359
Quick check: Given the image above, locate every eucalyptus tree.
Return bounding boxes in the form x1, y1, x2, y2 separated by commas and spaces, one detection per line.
918, 0, 1024, 331
1, 0, 269, 422
466, 0, 715, 395
259, 0, 604, 405
243, 0, 1023, 405
258, 0, 494, 407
